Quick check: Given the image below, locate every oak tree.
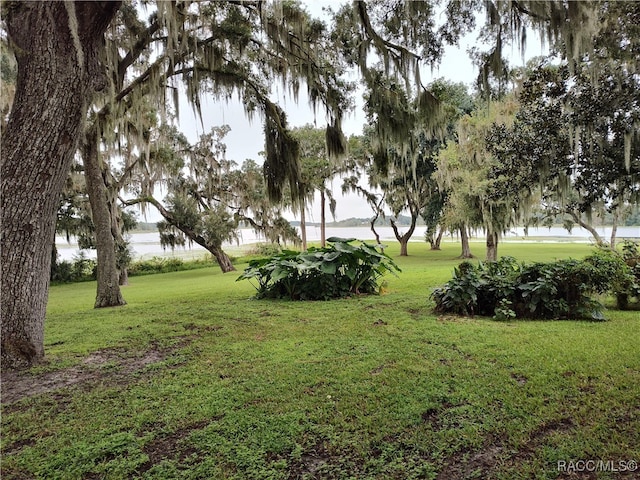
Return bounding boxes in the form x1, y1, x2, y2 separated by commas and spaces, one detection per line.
1, 1, 121, 368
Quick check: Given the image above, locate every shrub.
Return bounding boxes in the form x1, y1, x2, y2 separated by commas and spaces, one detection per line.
616, 241, 640, 309
237, 237, 400, 300
430, 257, 520, 317
52, 254, 216, 283
51, 252, 97, 283
50, 260, 74, 283
247, 242, 282, 256
432, 251, 633, 321
128, 256, 214, 276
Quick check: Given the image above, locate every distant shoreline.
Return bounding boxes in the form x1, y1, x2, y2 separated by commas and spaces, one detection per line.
129, 220, 640, 235
56, 225, 639, 262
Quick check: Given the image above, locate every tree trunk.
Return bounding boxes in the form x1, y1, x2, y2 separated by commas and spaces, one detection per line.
390, 212, 417, 257
50, 238, 59, 281
433, 227, 444, 250
300, 203, 307, 251
428, 226, 444, 250
369, 213, 383, 252
320, 190, 326, 247
125, 195, 236, 273
1, 2, 120, 369
459, 226, 473, 258
119, 268, 129, 286
486, 231, 499, 262
610, 210, 619, 250
82, 128, 126, 308
399, 238, 409, 256
111, 196, 129, 286
211, 247, 235, 273
569, 211, 604, 246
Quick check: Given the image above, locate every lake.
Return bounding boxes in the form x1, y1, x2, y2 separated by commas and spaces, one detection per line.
55, 225, 640, 261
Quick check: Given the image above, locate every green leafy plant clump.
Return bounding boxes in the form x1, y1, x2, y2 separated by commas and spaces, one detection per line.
431, 248, 635, 321
237, 237, 400, 300
50, 252, 97, 284
616, 240, 640, 309
127, 256, 217, 276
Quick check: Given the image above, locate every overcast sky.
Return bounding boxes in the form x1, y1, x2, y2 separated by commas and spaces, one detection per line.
170, 1, 548, 224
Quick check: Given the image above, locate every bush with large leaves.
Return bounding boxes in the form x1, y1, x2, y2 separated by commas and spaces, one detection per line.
238, 238, 400, 300
432, 250, 634, 321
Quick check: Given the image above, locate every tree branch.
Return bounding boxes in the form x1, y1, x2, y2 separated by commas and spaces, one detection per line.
354, 1, 421, 69
117, 18, 161, 88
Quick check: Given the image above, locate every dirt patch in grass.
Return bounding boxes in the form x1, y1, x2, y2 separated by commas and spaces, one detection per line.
286, 443, 332, 479
137, 419, 214, 474
510, 372, 528, 385
2, 437, 37, 456
1, 341, 187, 405
421, 402, 457, 431
436, 440, 505, 480
436, 418, 576, 479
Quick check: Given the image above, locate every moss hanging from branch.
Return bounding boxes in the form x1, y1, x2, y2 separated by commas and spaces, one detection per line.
475, 1, 600, 97
325, 117, 347, 161
263, 101, 301, 205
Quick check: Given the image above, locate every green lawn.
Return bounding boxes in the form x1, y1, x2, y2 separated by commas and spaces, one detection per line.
2, 242, 639, 479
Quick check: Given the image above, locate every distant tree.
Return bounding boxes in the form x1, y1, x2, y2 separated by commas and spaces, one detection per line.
420, 79, 476, 250
342, 135, 387, 248
437, 97, 522, 261
377, 136, 437, 257
291, 124, 347, 248
355, 75, 476, 257
487, 54, 640, 248
472, 1, 639, 251
124, 125, 299, 272
53, 161, 136, 285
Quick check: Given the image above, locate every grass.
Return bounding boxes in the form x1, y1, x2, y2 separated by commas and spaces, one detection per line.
2, 242, 639, 479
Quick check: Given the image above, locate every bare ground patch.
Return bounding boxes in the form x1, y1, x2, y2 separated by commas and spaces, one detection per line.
436, 418, 576, 479
136, 418, 215, 474
1, 341, 188, 405
281, 443, 335, 479
436, 440, 505, 480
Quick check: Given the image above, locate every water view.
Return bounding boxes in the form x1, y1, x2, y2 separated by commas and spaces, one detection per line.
55, 225, 639, 261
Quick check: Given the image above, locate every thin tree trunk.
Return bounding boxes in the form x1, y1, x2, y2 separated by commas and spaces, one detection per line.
433, 227, 444, 250
119, 268, 129, 286
459, 226, 473, 259
82, 128, 126, 308
369, 212, 383, 252
367, 195, 386, 250
320, 190, 326, 247
370, 221, 382, 245
300, 203, 307, 251
50, 233, 59, 281
390, 212, 417, 257
428, 226, 444, 250
610, 210, 619, 250
569, 211, 604, 246
211, 247, 235, 273
1, 2, 120, 369
125, 196, 236, 273
112, 205, 129, 286
486, 231, 499, 262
